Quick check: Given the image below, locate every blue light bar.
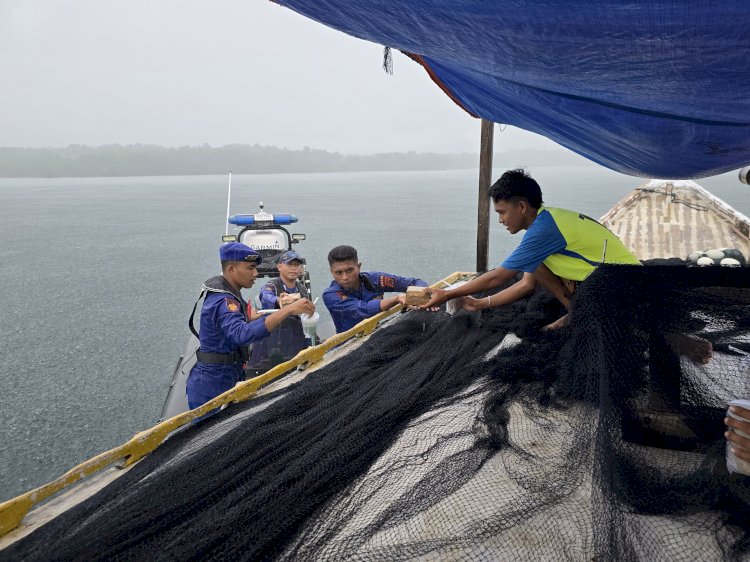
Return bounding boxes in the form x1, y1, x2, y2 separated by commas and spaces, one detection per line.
228, 215, 255, 225
272, 214, 298, 225
228, 213, 298, 226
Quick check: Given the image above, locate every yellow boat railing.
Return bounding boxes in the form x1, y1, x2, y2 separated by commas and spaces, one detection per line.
0, 272, 473, 538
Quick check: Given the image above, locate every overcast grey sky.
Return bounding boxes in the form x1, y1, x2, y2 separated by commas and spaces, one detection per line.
0, 0, 560, 154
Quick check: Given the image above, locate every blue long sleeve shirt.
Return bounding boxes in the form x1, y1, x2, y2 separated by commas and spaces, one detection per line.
247, 279, 308, 370
258, 280, 300, 310
187, 275, 270, 409
322, 271, 427, 333
198, 291, 270, 353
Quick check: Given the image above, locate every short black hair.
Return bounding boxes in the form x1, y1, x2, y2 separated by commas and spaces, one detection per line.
328, 245, 358, 266
489, 168, 543, 208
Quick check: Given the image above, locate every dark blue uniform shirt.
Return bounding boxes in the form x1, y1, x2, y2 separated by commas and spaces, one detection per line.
187, 276, 270, 409
322, 271, 427, 333
247, 279, 309, 372
258, 281, 299, 309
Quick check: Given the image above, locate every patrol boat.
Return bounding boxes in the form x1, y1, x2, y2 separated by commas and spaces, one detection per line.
159, 202, 317, 422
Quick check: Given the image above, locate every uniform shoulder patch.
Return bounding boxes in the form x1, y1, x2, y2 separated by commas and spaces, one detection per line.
225, 298, 240, 312
336, 291, 348, 300
379, 275, 396, 289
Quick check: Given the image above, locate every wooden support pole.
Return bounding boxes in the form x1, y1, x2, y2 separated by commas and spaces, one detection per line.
476, 119, 494, 273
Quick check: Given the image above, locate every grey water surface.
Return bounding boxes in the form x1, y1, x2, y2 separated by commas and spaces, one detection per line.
0, 166, 748, 501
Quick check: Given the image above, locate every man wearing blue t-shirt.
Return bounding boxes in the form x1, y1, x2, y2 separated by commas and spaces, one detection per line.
423, 168, 640, 329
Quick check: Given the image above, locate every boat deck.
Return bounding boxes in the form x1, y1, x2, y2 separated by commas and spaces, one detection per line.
601, 180, 750, 261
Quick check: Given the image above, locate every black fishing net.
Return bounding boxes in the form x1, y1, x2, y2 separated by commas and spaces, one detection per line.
4, 264, 750, 561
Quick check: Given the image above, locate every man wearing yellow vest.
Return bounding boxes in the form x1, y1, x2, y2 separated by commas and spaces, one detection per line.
423, 168, 641, 329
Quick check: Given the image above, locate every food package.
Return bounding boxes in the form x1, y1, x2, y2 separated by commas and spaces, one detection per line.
404, 286, 431, 307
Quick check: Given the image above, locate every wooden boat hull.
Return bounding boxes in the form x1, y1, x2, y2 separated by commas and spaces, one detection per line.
601, 179, 750, 261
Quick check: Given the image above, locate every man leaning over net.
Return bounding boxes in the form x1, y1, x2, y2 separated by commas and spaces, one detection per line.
423, 168, 640, 329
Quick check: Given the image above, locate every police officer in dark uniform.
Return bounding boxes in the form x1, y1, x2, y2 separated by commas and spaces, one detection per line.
246, 250, 311, 375
187, 242, 315, 409
322, 245, 428, 333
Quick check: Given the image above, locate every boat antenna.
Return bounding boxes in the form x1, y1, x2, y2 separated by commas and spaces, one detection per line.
224, 171, 232, 236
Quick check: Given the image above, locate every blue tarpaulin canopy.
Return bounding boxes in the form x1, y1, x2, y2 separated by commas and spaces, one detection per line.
276, 1, 750, 179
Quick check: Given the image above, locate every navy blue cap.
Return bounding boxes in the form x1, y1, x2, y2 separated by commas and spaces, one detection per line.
219, 242, 262, 264
279, 250, 303, 264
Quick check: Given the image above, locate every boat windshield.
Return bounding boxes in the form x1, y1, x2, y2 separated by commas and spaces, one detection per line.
240, 229, 287, 252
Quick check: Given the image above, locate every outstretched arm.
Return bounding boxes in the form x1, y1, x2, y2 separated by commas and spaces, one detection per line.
374, 272, 425, 311
462, 273, 537, 311
422, 267, 519, 308
263, 298, 315, 332
379, 294, 406, 312
385, 273, 427, 292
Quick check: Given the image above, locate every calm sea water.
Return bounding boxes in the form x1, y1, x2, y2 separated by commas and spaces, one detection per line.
0, 166, 748, 501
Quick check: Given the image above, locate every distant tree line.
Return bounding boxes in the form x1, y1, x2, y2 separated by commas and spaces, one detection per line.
0, 144, 588, 178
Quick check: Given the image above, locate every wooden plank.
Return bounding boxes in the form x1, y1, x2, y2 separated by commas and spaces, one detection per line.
476, 119, 494, 273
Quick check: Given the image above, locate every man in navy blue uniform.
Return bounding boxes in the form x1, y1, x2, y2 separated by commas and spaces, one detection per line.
187, 242, 315, 409
322, 245, 429, 333
246, 250, 311, 375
